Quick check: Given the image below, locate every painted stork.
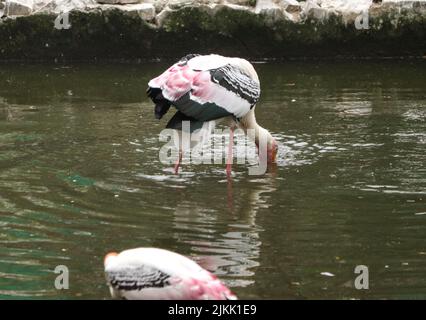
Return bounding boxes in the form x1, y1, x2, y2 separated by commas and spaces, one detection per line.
104, 248, 237, 300
147, 54, 278, 175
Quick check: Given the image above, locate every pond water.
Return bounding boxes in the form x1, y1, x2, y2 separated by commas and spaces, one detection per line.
0, 60, 425, 299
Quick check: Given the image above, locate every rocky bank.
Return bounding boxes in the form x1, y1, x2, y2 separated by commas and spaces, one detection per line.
0, 0, 425, 60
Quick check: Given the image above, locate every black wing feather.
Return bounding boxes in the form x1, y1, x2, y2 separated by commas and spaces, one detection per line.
147, 87, 171, 119
210, 64, 260, 106
106, 265, 171, 291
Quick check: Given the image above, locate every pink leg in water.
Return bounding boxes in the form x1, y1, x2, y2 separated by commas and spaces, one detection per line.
226, 127, 234, 177
174, 150, 182, 174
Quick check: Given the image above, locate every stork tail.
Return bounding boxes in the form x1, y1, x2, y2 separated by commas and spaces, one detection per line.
147, 87, 171, 120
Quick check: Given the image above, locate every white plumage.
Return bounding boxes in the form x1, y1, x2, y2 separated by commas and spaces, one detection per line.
186, 54, 229, 70
104, 248, 237, 300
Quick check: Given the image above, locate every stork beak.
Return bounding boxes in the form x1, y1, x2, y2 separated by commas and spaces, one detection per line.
104, 252, 118, 266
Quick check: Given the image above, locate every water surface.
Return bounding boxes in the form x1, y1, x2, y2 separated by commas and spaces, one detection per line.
0, 61, 425, 299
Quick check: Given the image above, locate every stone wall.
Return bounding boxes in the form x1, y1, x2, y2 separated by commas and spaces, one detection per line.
0, 0, 425, 60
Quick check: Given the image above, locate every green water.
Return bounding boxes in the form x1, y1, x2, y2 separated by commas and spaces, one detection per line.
0, 61, 425, 299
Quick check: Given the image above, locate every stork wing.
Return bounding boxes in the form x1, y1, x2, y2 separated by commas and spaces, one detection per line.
210, 64, 260, 107
148, 56, 261, 122
106, 264, 172, 291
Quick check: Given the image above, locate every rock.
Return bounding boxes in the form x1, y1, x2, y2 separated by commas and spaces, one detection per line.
96, 0, 140, 4
255, 0, 302, 22
279, 0, 301, 13
319, 0, 371, 14
141, 0, 168, 13
255, 0, 279, 14
299, 0, 320, 16
226, 0, 255, 6
33, 0, 98, 14
260, 6, 284, 20
219, 3, 251, 12
32, 0, 52, 13
300, 0, 345, 21
168, 0, 192, 10
283, 8, 300, 21
116, 3, 155, 20
307, 6, 328, 20
255, 0, 295, 24
5, 0, 33, 16
382, 0, 423, 10
412, 1, 426, 10
167, 0, 221, 10
156, 5, 174, 26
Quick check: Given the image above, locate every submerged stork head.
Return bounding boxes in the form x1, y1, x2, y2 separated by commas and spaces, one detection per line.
268, 137, 279, 163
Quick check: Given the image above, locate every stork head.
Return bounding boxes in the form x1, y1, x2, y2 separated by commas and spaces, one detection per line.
255, 128, 278, 164
104, 252, 118, 267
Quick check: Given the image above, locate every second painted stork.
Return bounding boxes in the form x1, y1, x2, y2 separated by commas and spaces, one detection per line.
104, 248, 237, 300
147, 54, 277, 175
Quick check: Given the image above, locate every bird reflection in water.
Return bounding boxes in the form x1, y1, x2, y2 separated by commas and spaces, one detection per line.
171, 173, 278, 288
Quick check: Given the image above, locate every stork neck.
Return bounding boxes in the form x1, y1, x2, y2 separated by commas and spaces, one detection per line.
240, 109, 274, 148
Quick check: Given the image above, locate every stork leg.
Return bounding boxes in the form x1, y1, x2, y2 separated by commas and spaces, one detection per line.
227, 172, 233, 211
174, 150, 182, 174
226, 127, 234, 177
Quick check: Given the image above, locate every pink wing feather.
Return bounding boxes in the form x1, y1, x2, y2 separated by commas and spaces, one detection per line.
148, 62, 219, 105
148, 63, 203, 101
176, 273, 237, 300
